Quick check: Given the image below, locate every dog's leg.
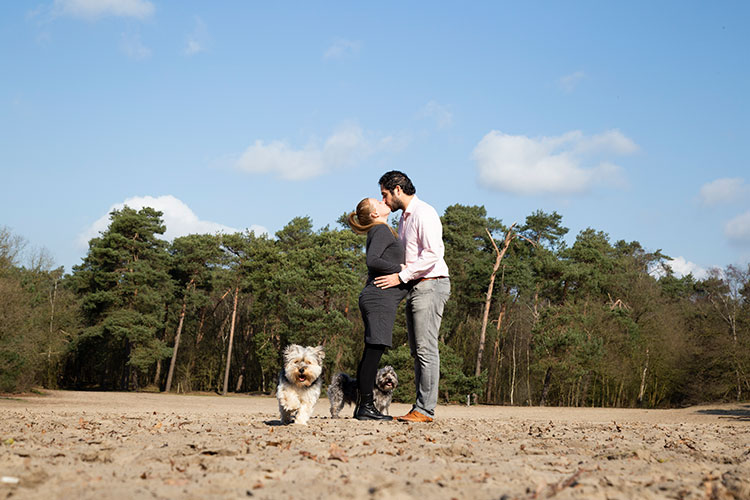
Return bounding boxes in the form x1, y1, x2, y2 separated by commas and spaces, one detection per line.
279, 405, 294, 424
278, 390, 301, 424
332, 396, 346, 418
295, 403, 312, 425
329, 394, 343, 418
329, 399, 338, 418
278, 391, 300, 411
330, 404, 339, 418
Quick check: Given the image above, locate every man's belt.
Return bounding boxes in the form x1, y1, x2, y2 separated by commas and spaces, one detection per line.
417, 276, 448, 283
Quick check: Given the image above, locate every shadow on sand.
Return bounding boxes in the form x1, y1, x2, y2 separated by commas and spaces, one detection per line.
264, 419, 284, 426
696, 404, 750, 422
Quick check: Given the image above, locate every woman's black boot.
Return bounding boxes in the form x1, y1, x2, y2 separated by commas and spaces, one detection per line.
355, 393, 393, 421
353, 393, 360, 417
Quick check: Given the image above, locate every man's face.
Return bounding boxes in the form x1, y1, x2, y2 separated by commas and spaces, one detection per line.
380, 185, 404, 211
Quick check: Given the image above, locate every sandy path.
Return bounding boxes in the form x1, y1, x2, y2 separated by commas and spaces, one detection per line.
2, 391, 749, 499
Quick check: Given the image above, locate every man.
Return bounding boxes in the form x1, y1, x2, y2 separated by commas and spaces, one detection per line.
374, 171, 450, 423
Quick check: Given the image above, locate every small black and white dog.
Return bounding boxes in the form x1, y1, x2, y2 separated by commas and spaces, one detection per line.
327, 366, 398, 418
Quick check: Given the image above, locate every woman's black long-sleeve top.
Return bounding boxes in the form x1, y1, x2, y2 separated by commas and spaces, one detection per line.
359, 224, 409, 346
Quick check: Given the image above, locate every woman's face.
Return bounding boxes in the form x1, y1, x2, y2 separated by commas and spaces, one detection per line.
370, 198, 391, 219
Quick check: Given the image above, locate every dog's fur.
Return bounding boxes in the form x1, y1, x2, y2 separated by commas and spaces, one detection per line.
327, 365, 398, 418
276, 344, 325, 425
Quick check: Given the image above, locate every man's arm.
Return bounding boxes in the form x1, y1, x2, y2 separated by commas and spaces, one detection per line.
374, 273, 401, 289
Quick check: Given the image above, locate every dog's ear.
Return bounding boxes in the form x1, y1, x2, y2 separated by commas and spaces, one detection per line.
313, 346, 325, 362
283, 344, 297, 361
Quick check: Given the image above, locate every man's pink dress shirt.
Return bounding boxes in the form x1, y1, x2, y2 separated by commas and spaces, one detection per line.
397, 196, 450, 283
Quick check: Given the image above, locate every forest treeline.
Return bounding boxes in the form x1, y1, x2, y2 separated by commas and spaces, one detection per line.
1, 205, 749, 407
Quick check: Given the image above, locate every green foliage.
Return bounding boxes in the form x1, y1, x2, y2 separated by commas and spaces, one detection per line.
0, 350, 25, 392
0, 273, 33, 392
659, 273, 697, 300
438, 342, 484, 403
521, 210, 568, 251
381, 344, 415, 403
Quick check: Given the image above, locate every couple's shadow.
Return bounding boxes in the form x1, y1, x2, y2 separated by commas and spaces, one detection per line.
696, 404, 750, 421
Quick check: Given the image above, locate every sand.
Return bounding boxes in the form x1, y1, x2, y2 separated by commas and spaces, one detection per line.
1, 390, 749, 499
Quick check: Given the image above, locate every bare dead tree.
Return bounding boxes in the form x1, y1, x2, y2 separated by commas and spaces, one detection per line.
222, 285, 240, 396
165, 279, 195, 393
476, 224, 517, 381
637, 348, 649, 405
474, 224, 538, 405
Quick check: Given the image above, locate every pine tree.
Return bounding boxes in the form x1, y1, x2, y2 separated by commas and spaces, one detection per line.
69, 206, 173, 389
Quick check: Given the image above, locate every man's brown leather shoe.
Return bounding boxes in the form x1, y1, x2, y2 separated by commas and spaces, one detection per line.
396, 409, 433, 423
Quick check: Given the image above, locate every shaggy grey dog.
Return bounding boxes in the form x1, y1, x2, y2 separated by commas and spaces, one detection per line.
327, 365, 398, 418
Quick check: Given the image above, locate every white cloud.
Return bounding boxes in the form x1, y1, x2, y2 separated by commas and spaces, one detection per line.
119, 32, 151, 60
184, 16, 208, 56
419, 100, 453, 129
472, 130, 636, 195
699, 177, 748, 206
664, 257, 708, 280
53, 0, 154, 20
235, 124, 386, 180
570, 129, 639, 156
185, 40, 202, 55
375, 133, 411, 154
557, 71, 586, 93
324, 38, 361, 60
559, 71, 586, 93
725, 211, 750, 244
77, 195, 265, 249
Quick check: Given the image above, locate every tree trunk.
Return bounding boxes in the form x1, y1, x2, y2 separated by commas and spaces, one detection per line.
121, 339, 131, 390
153, 303, 171, 387
539, 367, 552, 406
580, 372, 591, 407
154, 360, 162, 388
731, 322, 741, 401
510, 330, 517, 405
46, 277, 59, 388
637, 348, 649, 405
486, 304, 507, 402
222, 286, 240, 396
165, 282, 192, 393
526, 342, 532, 406
334, 344, 343, 373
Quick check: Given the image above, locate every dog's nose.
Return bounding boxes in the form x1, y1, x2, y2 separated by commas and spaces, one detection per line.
299, 368, 305, 374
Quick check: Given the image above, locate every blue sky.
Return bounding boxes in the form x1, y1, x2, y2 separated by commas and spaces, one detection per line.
2, 1, 749, 277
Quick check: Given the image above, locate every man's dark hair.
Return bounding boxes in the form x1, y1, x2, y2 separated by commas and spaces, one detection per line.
379, 170, 416, 195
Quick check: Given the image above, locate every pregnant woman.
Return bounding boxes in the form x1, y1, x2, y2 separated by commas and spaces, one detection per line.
347, 197, 409, 421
